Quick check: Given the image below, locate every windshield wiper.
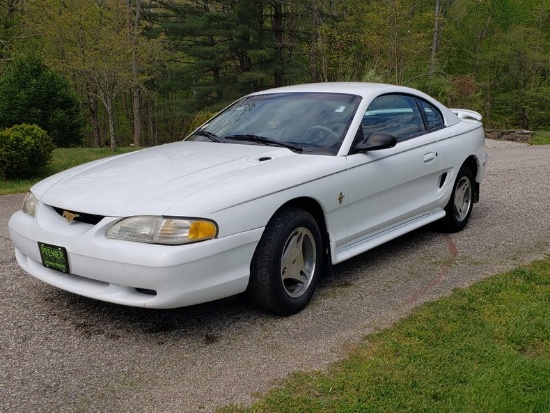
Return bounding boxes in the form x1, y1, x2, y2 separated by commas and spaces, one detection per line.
191, 130, 223, 142
224, 134, 303, 153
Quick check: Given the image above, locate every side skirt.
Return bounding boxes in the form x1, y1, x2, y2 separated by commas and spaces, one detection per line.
331, 209, 446, 265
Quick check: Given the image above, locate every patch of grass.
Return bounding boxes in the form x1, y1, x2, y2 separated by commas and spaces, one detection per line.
220, 258, 550, 413
0, 178, 38, 195
531, 130, 550, 145
0, 147, 137, 195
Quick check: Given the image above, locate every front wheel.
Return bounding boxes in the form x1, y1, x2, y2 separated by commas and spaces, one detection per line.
247, 207, 323, 316
439, 165, 474, 233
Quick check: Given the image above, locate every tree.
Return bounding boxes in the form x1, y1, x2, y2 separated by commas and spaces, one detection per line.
157, 0, 231, 110
154, 0, 304, 113
0, 55, 83, 146
129, 0, 143, 147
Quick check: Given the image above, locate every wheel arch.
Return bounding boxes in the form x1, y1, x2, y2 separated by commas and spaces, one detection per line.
275, 197, 328, 240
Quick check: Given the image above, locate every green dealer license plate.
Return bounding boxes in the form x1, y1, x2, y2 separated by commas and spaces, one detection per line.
38, 242, 70, 274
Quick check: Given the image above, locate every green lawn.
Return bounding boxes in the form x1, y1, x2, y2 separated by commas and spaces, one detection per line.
531, 130, 550, 145
220, 258, 550, 413
0, 147, 137, 195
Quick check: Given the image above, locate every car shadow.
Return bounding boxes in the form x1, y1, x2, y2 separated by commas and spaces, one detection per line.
42, 286, 265, 345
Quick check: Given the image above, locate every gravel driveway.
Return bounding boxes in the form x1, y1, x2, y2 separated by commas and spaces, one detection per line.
1, 141, 549, 412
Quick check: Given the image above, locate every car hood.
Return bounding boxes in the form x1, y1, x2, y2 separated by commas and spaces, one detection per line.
33, 142, 315, 217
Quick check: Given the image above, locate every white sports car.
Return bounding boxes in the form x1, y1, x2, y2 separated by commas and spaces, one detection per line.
8, 82, 488, 315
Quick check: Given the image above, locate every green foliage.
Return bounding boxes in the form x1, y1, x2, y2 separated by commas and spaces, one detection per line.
0, 55, 83, 147
486, 27, 550, 129
443, 0, 550, 128
0, 124, 55, 179
6, 0, 549, 141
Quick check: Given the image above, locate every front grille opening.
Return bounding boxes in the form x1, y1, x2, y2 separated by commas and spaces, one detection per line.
53, 207, 105, 225
135, 288, 157, 296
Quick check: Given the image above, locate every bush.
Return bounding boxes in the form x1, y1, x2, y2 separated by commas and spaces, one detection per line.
0, 55, 83, 147
0, 124, 55, 179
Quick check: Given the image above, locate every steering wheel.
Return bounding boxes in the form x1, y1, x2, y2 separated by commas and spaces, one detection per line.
304, 125, 340, 145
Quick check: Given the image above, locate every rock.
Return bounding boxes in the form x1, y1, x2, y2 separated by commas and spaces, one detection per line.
484, 129, 533, 143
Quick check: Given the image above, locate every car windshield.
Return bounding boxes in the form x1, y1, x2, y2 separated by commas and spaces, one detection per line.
186, 92, 362, 155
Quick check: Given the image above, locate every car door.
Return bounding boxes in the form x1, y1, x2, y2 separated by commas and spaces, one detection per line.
341, 94, 443, 253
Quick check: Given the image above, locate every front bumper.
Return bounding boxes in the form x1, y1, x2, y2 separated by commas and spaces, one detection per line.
8, 204, 262, 308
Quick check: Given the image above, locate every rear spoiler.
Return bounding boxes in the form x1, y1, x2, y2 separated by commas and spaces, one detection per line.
450, 109, 482, 121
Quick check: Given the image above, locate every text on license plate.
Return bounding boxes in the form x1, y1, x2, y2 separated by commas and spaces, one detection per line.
38, 242, 70, 274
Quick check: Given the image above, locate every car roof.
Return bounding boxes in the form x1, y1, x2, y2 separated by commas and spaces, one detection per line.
252, 82, 416, 99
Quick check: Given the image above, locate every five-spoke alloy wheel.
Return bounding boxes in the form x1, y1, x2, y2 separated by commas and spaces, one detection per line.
440, 165, 475, 232
280, 226, 317, 299
248, 207, 323, 316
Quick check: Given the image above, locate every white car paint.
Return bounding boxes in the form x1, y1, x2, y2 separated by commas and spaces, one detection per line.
8, 82, 488, 311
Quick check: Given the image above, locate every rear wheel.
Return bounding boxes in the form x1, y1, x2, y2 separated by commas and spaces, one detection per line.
247, 207, 322, 316
439, 165, 474, 232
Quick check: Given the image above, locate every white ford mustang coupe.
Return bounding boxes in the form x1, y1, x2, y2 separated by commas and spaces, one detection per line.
8, 83, 488, 315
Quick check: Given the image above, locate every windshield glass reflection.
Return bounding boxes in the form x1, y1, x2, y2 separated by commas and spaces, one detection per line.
186, 92, 361, 155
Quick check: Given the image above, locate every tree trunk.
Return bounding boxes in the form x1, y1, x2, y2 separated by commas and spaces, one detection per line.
131, 0, 142, 147
474, 4, 493, 74
85, 81, 101, 148
272, 2, 284, 87
106, 95, 116, 150
89, 92, 101, 148
429, 0, 441, 79
311, 0, 326, 82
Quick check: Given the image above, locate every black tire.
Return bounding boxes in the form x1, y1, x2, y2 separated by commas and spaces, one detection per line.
247, 207, 323, 316
439, 165, 474, 233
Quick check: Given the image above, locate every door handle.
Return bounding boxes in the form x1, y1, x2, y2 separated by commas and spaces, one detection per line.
423, 152, 435, 163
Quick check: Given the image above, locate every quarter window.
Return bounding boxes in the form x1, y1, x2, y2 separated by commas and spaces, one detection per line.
361, 94, 424, 141
417, 98, 444, 130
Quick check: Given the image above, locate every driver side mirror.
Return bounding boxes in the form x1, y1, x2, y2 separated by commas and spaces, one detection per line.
351, 132, 397, 154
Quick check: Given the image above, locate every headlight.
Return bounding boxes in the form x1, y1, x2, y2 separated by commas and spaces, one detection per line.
105, 216, 218, 245
22, 192, 38, 217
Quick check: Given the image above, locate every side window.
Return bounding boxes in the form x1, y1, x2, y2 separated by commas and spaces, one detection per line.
417, 98, 444, 130
362, 94, 424, 141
